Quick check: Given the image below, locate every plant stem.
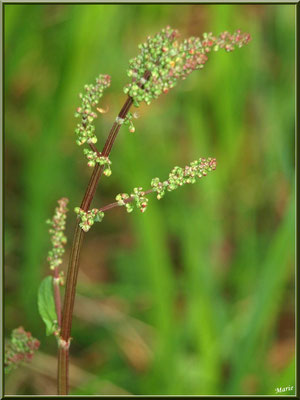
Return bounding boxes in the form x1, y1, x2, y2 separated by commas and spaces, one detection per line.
57, 105, 131, 394
58, 71, 150, 395
53, 268, 62, 328
58, 222, 83, 395
81, 97, 133, 212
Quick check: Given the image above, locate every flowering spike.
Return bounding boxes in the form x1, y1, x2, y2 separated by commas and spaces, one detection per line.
124, 26, 251, 107
75, 74, 111, 151
5, 327, 40, 374
83, 148, 112, 172
46, 198, 69, 271
116, 158, 216, 215
152, 157, 217, 199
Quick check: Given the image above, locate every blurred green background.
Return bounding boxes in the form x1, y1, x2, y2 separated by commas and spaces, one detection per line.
4, 4, 295, 396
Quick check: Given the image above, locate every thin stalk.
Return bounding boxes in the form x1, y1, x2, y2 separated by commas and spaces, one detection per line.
53, 268, 62, 328
58, 71, 150, 395
81, 96, 133, 211
99, 189, 154, 213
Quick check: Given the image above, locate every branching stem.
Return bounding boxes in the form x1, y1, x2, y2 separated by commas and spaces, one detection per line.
52, 268, 62, 328
58, 71, 150, 395
99, 189, 154, 213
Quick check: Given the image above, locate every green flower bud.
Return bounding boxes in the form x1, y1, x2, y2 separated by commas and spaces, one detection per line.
103, 168, 112, 177
87, 160, 96, 168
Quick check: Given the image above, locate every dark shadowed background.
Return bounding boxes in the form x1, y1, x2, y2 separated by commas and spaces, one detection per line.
4, 3, 295, 395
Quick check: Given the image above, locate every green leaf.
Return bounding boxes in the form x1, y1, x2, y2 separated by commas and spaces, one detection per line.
37, 276, 57, 336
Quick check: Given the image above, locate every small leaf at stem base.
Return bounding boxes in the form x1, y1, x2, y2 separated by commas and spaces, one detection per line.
38, 276, 58, 336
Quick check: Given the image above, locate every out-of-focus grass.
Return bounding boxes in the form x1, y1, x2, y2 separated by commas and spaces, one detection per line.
4, 4, 295, 396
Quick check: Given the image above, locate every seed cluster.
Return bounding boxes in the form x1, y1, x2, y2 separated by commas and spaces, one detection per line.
124, 112, 139, 133
151, 157, 217, 199
124, 26, 251, 107
132, 187, 149, 212
115, 112, 139, 133
46, 198, 69, 270
82, 149, 112, 175
212, 30, 251, 52
74, 207, 105, 232
75, 157, 216, 231
5, 327, 40, 374
116, 187, 148, 213
115, 193, 132, 212
75, 74, 111, 164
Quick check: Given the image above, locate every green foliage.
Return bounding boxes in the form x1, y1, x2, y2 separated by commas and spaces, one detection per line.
37, 276, 58, 336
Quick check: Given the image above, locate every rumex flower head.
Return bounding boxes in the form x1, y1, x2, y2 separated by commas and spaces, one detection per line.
82, 149, 112, 175
116, 193, 134, 213
115, 157, 217, 215
5, 327, 40, 374
75, 207, 105, 232
46, 198, 69, 270
75, 74, 111, 166
124, 112, 139, 133
124, 26, 251, 107
151, 157, 217, 199
132, 187, 149, 212
116, 188, 148, 213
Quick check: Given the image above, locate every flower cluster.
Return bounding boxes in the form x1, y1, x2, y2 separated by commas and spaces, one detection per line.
124, 26, 251, 107
132, 187, 149, 212
124, 112, 139, 133
211, 30, 251, 52
115, 193, 132, 212
82, 149, 112, 175
150, 178, 168, 200
74, 207, 105, 232
46, 198, 69, 271
116, 187, 148, 213
115, 112, 139, 133
75, 74, 111, 164
151, 157, 217, 199
5, 327, 40, 374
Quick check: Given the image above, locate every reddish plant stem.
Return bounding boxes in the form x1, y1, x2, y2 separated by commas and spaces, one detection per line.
58, 345, 69, 395
60, 96, 133, 340
89, 142, 102, 157
80, 96, 133, 212
58, 70, 150, 395
53, 267, 62, 328
58, 222, 83, 395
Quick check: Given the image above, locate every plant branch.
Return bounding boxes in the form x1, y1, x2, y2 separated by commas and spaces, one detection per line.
53, 267, 62, 328
99, 189, 154, 213
54, 25, 250, 394
58, 72, 151, 395
80, 97, 133, 212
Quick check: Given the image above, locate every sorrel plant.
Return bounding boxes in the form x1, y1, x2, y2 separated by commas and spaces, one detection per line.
36, 26, 251, 395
